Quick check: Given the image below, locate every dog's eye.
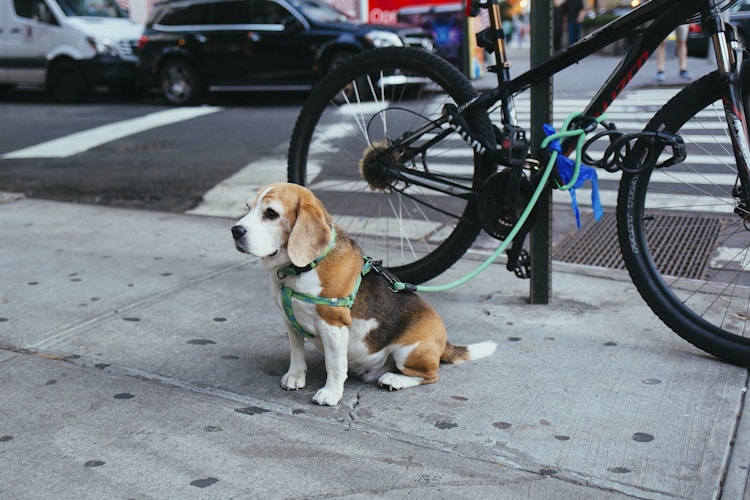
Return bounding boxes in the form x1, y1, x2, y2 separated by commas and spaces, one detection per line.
263, 208, 279, 220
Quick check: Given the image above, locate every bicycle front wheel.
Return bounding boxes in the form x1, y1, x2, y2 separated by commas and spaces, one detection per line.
617, 71, 750, 366
288, 47, 496, 284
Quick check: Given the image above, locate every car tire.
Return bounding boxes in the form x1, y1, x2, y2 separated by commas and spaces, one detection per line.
47, 60, 88, 102
159, 58, 202, 106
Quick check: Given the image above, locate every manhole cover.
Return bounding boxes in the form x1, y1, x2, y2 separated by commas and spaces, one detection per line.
104, 141, 175, 153
553, 211, 725, 280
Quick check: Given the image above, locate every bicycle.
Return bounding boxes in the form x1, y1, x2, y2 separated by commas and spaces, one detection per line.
287, 0, 750, 367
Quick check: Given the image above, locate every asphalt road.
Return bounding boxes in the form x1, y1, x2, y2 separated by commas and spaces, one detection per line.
0, 46, 712, 213
0, 90, 308, 212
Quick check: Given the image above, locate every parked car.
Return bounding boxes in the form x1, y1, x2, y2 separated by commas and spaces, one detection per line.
136, 0, 435, 105
0, 0, 142, 101
687, 0, 750, 58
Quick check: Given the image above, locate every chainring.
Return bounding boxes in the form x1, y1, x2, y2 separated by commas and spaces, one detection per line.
478, 169, 537, 240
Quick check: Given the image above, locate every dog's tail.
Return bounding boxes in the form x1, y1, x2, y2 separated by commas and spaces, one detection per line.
441, 341, 497, 364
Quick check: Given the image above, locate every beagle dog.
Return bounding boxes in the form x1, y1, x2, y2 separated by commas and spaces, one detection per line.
231, 182, 496, 406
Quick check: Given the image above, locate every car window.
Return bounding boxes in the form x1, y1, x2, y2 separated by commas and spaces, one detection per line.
14, 0, 37, 18
56, 0, 128, 17
289, 0, 351, 23
14, 0, 58, 23
248, 0, 288, 24
212, 0, 251, 24
157, 0, 289, 26
158, 2, 213, 25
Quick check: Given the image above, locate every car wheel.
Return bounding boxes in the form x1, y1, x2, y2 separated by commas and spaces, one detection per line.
47, 60, 88, 102
159, 58, 202, 105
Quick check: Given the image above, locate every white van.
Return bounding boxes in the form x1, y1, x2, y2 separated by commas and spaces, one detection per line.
0, 0, 143, 101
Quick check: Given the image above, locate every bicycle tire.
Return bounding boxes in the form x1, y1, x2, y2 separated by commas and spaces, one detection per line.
288, 47, 496, 284
617, 70, 750, 366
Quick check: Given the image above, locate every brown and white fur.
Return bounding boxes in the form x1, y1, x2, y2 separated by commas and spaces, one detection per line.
231, 182, 496, 406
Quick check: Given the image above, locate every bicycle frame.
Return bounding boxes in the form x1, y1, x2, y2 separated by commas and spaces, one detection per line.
484, 0, 750, 183
487, 0, 700, 119
387, 0, 750, 214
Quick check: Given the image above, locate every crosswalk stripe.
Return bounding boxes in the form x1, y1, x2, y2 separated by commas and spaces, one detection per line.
1, 107, 222, 159
188, 87, 738, 218
3, 86, 723, 218
185, 157, 286, 218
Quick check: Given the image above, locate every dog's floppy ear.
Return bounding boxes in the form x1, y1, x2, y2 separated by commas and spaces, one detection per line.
287, 191, 332, 267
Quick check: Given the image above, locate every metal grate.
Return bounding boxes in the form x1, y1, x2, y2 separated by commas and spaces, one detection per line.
553, 211, 724, 280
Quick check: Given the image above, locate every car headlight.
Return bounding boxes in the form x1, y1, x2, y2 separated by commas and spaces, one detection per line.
88, 37, 119, 57
364, 30, 404, 48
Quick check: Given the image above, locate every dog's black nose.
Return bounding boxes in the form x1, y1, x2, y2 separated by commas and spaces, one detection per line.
231, 225, 247, 240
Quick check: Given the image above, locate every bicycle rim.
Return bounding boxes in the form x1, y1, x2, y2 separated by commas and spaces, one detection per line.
288, 47, 495, 284
618, 71, 750, 366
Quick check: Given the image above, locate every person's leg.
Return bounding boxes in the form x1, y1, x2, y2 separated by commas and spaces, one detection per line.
656, 41, 666, 80
567, 19, 575, 46
677, 40, 689, 75
675, 24, 690, 78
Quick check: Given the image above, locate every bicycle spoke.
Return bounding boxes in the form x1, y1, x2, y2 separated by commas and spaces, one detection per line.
289, 47, 494, 283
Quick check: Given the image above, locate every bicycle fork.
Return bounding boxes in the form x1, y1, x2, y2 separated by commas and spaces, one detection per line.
706, 7, 750, 221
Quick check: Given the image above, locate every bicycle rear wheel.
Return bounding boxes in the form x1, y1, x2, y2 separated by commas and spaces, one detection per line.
617, 71, 750, 366
288, 47, 496, 284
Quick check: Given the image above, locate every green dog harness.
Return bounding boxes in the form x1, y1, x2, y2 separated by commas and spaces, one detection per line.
277, 227, 374, 339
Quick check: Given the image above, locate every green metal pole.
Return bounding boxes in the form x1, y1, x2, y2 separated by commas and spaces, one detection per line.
529, 0, 553, 304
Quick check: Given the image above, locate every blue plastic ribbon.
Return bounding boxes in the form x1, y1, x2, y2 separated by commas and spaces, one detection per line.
543, 123, 604, 228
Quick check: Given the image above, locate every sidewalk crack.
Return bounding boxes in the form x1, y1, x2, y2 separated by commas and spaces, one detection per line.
717, 369, 749, 499
347, 388, 364, 428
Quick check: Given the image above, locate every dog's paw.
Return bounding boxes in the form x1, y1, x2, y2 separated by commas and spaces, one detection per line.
312, 387, 343, 406
377, 372, 423, 391
281, 372, 306, 390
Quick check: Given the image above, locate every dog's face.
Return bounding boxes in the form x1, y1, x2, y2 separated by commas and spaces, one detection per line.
231, 183, 333, 268
232, 184, 291, 261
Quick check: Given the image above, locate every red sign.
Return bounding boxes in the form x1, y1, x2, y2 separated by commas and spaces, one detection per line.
368, 0, 458, 25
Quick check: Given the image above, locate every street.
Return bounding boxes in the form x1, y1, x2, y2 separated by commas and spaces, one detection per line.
0, 47, 713, 218
0, 91, 308, 212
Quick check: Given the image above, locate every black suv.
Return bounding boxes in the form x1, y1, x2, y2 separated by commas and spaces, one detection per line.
137, 0, 435, 104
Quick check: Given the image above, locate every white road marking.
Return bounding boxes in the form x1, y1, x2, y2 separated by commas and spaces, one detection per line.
185, 157, 287, 218
1, 107, 222, 159
189, 88, 740, 219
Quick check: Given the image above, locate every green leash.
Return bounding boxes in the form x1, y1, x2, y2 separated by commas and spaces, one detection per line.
390, 113, 606, 294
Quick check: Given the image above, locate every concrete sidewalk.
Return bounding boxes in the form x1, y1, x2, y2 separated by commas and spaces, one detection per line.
0, 196, 747, 499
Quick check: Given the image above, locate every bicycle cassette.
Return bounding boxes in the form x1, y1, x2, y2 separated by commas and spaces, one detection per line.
478, 169, 537, 240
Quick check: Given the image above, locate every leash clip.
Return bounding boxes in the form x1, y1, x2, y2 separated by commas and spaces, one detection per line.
370, 259, 399, 292
370, 259, 417, 293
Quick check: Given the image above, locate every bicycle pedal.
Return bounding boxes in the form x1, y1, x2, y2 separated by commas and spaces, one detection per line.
513, 249, 531, 279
